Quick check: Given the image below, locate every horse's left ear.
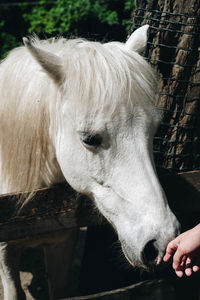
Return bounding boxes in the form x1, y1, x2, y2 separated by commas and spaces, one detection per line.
23, 37, 64, 84
125, 25, 149, 55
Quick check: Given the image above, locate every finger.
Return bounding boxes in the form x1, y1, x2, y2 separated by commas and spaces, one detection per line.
173, 249, 184, 270
193, 265, 200, 272
185, 256, 192, 268
166, 240, 178, 254
186, 257, 191, 265
185, 267, 192, 276
175, 270, 184, 277
163, 253, 171, 262
180, 255, 187, 267
174, 258, 185, 278
163, 240, 178, 262
185, 256, 193, 276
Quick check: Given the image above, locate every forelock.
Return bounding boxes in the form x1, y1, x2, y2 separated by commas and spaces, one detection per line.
61, 39, 158, 118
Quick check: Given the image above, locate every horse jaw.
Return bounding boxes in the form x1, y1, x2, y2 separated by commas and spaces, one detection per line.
55, 106, 180, 269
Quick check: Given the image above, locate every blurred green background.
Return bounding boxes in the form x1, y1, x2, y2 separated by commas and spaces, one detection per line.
0, 0, 134, 59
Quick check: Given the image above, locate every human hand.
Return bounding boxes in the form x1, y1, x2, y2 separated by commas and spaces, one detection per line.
163, 224, 200, 277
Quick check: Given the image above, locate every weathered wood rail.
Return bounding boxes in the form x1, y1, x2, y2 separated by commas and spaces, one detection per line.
63, 278, 178, 300
0, 183, 104, 242
0, 170, 200, 242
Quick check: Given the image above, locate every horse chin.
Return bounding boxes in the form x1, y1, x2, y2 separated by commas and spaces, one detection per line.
121, 244, 140, 269
123, 252, 136, 268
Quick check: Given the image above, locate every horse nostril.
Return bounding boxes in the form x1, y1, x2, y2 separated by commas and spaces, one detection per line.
142, 239, 158, 265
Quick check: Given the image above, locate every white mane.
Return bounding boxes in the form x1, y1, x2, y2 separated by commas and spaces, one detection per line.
0, 36, 158, 195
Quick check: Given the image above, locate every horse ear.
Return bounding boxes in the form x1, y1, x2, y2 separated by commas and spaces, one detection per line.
125, 25, 149, 54
23, 37, 64, 84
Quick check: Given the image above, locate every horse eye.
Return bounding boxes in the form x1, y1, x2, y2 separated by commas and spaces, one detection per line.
82, 134, 103, 147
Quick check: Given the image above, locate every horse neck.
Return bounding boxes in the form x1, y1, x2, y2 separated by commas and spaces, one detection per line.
0, 93, 63, 196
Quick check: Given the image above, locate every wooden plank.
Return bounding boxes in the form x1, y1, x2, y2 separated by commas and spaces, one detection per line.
62, 278, 178, 300
0, 170, 200, 242
62, 274, 200, 300
0, 183, 105, 242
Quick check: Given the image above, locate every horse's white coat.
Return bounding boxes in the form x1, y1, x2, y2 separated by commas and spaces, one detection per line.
0, 25, 180, 299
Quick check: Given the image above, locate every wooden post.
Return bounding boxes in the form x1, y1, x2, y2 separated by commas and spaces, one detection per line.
131, 0, 200, 172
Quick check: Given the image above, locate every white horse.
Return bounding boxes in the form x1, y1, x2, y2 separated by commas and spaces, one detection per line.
0, 25, 180, 299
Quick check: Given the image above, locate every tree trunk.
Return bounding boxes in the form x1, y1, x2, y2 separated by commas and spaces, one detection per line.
131, 0, 200, 173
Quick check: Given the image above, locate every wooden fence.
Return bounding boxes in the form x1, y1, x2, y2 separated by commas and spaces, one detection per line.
1, 170, 200, 243
0, 170, 200, 299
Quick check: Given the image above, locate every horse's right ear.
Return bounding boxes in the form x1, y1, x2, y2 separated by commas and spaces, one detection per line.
23, 37, 64, 84
125, 25, 149, 55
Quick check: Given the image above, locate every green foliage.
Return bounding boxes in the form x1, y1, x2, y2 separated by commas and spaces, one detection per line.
23, 0, 134, 39
0, 0, 134, 59
0, 32, 19, 59
0, 2, 28, 59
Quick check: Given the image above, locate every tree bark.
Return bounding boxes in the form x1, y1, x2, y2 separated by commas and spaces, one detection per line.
132, 0, 200, 173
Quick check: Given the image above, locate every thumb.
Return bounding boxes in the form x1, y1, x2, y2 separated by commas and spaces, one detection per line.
163, 239, 179, 262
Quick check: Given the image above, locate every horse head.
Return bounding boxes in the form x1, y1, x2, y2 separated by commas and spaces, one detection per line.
23, 25, 180, 269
